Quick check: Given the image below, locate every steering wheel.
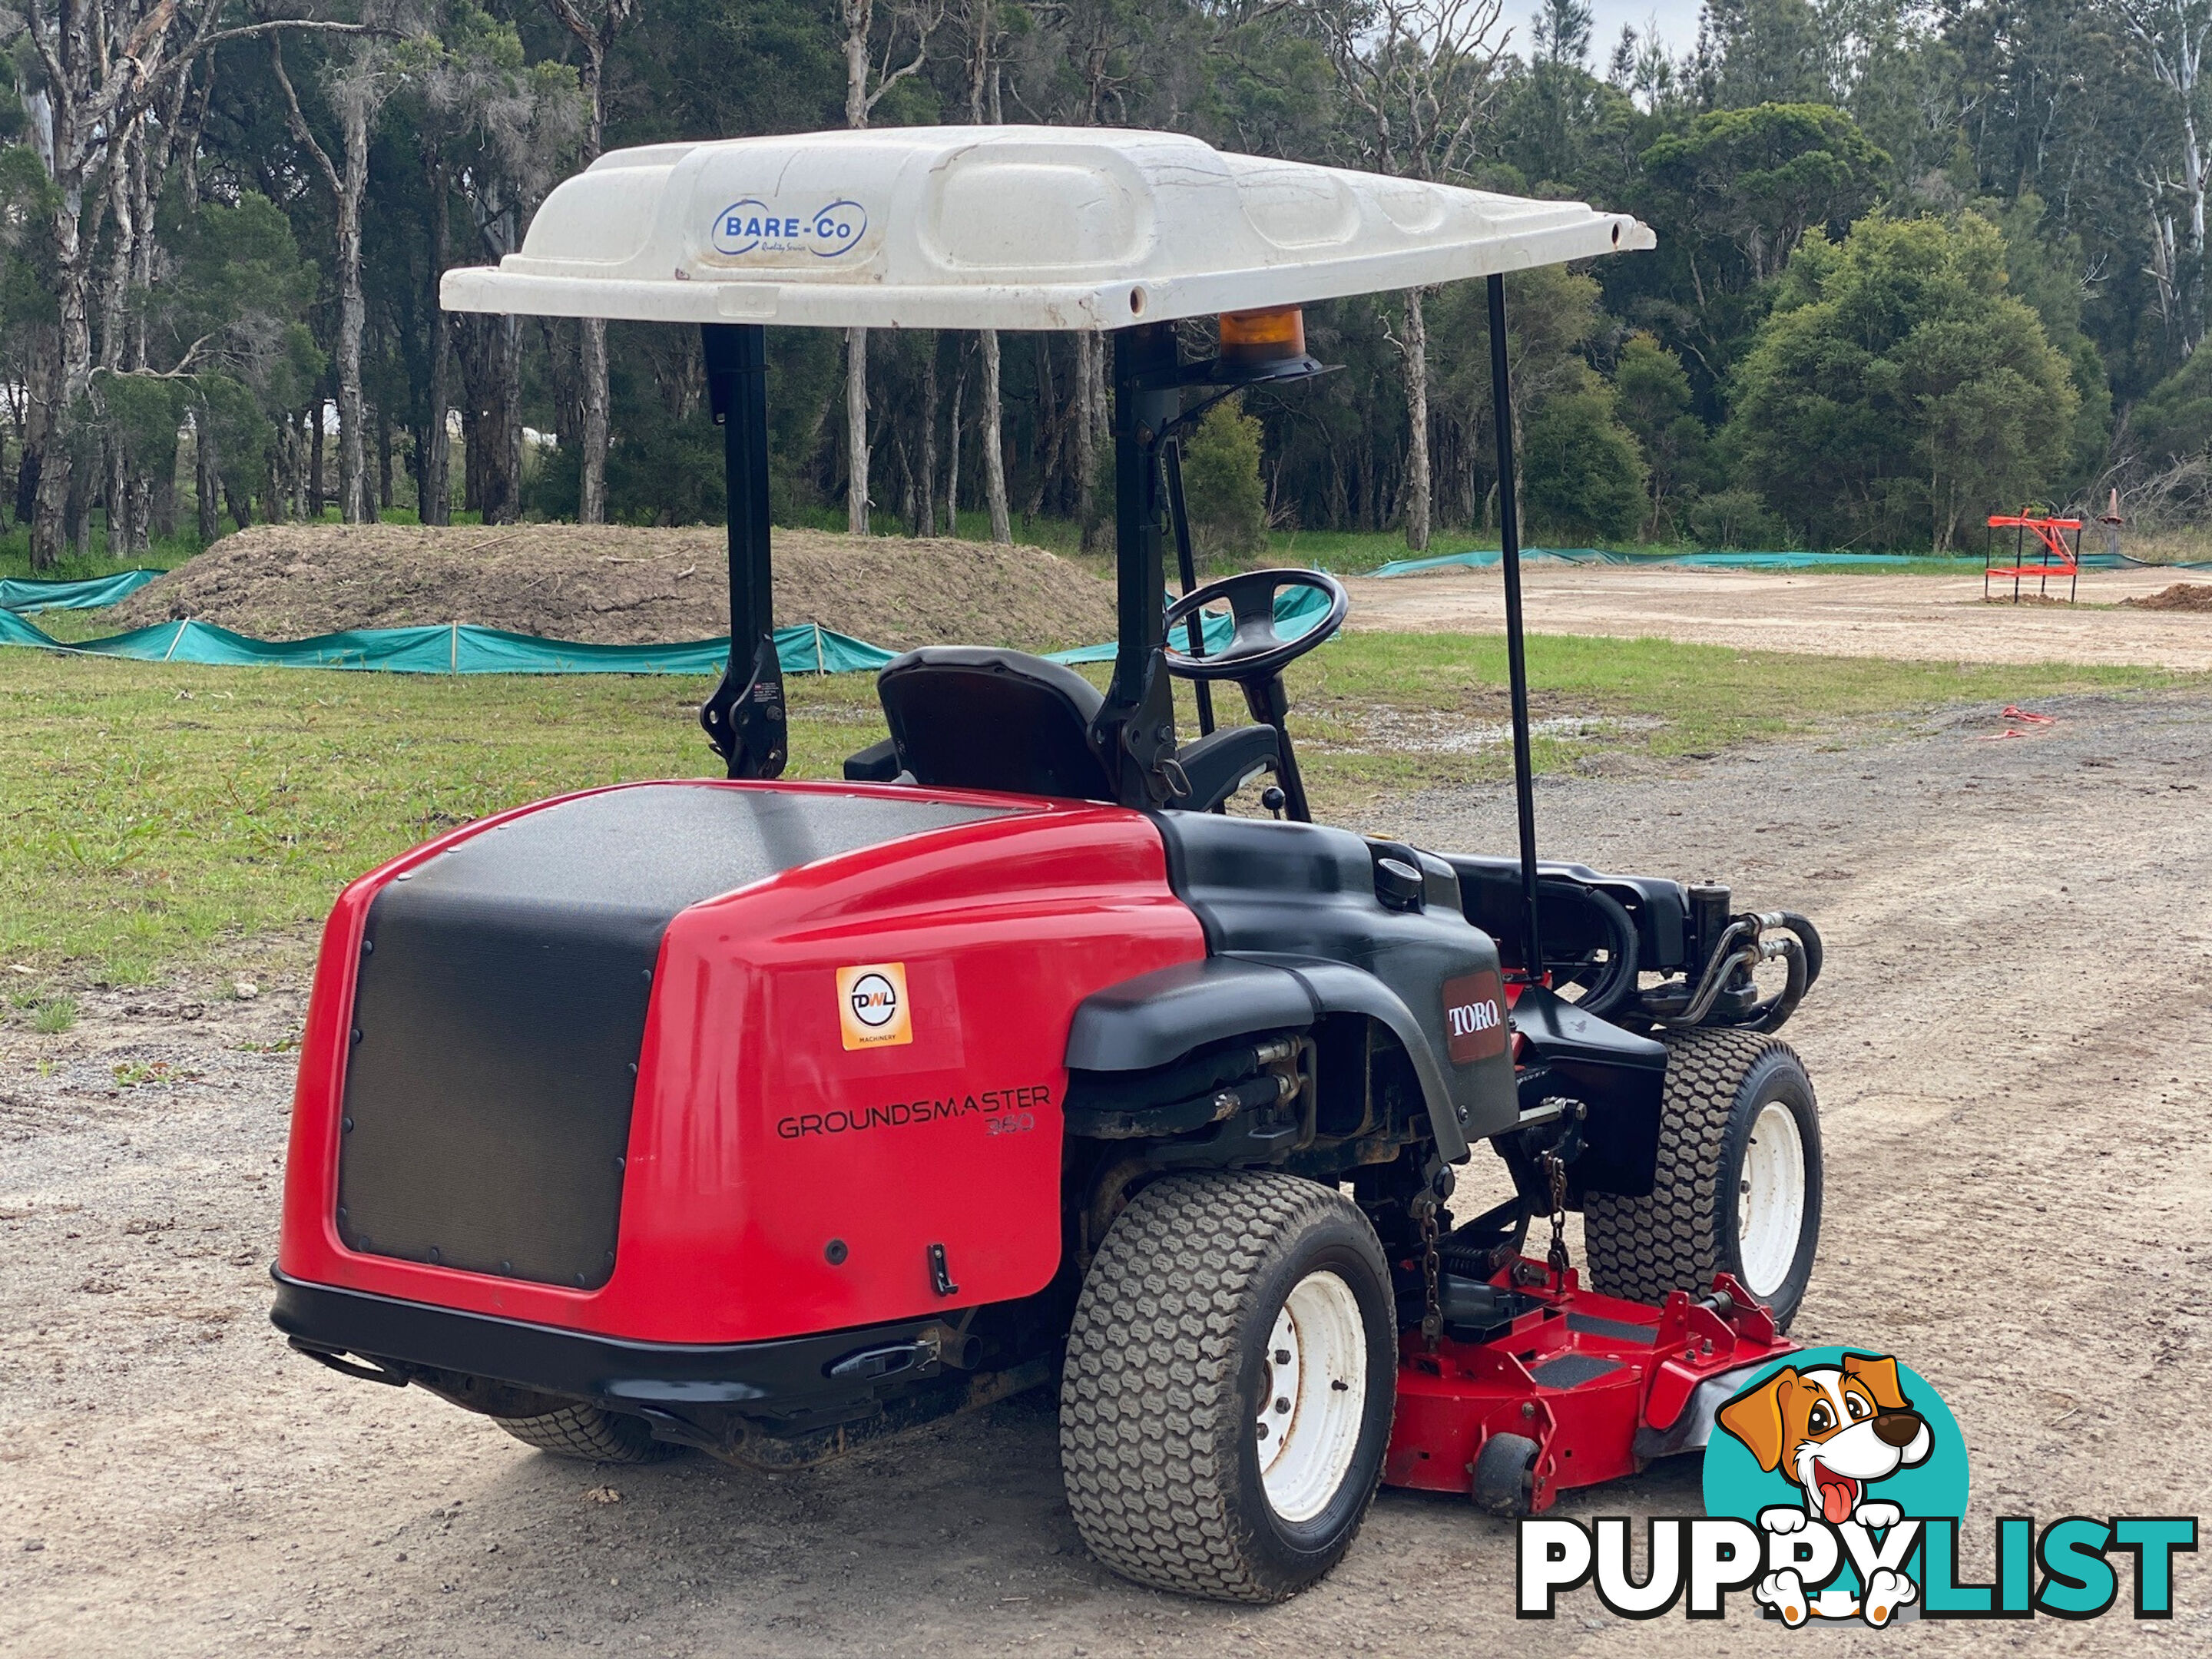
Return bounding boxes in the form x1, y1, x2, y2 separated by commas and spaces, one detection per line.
1161, 568, 1349, 681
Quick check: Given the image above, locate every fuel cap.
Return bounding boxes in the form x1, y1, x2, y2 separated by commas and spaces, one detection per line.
1374, 856, 1425, 912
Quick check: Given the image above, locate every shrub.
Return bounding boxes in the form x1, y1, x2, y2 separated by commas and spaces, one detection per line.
1179, 397, 1270, 559
1522, 387, 1647, 541
1687, 486, 1790, 549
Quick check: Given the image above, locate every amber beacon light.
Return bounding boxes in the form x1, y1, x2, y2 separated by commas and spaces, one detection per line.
1217, 306, 1306, 364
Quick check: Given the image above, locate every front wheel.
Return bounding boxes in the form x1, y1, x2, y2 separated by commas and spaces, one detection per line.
1584, 1030, 1823, 1329
1058, 1171, 1396, 1603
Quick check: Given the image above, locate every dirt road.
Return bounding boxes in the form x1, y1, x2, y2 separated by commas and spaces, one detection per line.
5, 693, 2210, 1656
1345, 563, 2212, 671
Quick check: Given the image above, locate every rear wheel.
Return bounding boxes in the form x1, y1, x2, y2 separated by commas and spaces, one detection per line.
1584, 1030, 1823, 1329
1059, 1171, 1396, 1603
497, 1402, 677, 1464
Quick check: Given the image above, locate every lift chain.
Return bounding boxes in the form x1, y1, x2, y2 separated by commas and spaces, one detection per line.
1539, 1147, 1571, 1279
1417, 1199, 1442, 1347
1413, 1156, 1455, 1349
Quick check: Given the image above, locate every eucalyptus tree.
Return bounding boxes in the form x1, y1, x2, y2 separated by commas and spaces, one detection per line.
955, 0, 1011, 541
416, 5, 580, 522
1314, 0, 1509, 550
538, 0, 639, 523
2120, 0, 2212, 356
12, 0, 368, 565
270, 8, 419, 524
838, 0, 945, 534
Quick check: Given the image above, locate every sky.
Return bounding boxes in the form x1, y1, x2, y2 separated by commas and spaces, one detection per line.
1548, 0, 1709, 62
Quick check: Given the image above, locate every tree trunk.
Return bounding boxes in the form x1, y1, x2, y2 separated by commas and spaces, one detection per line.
106, 435, 131, 558
377, 399, 393, 515
32, 192, 94, 570
483, 316, 523, 523
195, 408, 220, 541
979, 326, 1011, 544
1028, 334, 1060, 518
1074, 331, 1098, 545
423, 159, 453, 525
578, 316, 610, 522
310, 391, 326, 516
15, 446, 41, 533
920, 341, 939, 537
577, 44, 611, 523
842, 0, 873, 535
846, 326, 870, 533
1402, 286, 1432, 552
462, 400, 481, 515
945, 356, 966, 534
151, 429, 177, 540
896, 429, 917, 534
336, 97, 372, 522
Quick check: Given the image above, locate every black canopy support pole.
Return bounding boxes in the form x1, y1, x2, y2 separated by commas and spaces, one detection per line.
697, 323, 786, 780
1487, 273, 1544, 982
1094, 323, 1183, 806
1161, 437, 1216, 737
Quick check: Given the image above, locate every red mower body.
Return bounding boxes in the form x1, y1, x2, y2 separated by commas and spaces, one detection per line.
278, 780, 1203, 1346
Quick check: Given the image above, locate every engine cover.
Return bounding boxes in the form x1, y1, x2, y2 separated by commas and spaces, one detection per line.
336, 786, 1005, 1290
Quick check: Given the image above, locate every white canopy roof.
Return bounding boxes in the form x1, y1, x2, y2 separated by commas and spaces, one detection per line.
442, 126, 1652, 332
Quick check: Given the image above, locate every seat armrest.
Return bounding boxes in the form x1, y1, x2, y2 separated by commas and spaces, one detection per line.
1170, 724, 1279, 813
843, 736, 902, 782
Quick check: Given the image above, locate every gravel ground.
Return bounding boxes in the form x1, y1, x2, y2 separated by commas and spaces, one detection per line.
1345, 564, 2212, 671
4, 690, 2210, 1657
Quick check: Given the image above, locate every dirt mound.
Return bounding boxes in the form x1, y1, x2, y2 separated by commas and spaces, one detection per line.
2121, 581, 2212, 612
111, 523, 1117, 651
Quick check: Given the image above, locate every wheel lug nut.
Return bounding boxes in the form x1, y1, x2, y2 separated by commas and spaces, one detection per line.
1274, 1397, 1290, 1412
1256, 1422, 1270, 1439
1274, 1349, 1290, 1364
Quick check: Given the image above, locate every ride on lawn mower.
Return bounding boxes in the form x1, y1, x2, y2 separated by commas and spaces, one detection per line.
273, 127, 1826, 1603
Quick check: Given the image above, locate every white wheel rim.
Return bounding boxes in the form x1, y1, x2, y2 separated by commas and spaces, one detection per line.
1255, 1269, 1369, 1524
1737, 1100, 1807, 1299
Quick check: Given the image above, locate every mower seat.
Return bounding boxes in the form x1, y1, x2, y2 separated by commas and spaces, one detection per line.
877, 647, 1115, 800
867, 646, 1278, 811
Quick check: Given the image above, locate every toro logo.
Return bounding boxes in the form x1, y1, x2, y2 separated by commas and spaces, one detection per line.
836, 962, 912, 1050
1442, 968, 1507, 1065
711, 197, 869, 260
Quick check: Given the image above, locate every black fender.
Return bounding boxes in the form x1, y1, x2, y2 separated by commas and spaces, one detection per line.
1065, 954, 1473, 1163
1508, 985, 1668, 1197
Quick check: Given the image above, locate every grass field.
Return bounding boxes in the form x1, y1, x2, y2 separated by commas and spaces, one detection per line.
2, 630, 2190, 988
5, 512, 2015, 593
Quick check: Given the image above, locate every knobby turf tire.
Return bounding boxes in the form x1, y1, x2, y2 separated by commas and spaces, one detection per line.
1583, 1028, 1823, 1330
497, 1403, 677, 1464
1058, 1171, 1395, 1604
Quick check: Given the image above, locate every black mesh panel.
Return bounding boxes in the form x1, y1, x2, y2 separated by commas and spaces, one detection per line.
336, 785, 1005, 1287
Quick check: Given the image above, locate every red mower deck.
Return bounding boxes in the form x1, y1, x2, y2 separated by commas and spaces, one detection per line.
1386, 1269, 1791, 1512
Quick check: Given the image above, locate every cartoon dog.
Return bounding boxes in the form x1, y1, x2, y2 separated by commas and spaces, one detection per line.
1717, 1353, 1933, 1628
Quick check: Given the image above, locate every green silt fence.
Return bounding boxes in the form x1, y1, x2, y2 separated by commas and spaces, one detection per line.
1, 582, 1331, 676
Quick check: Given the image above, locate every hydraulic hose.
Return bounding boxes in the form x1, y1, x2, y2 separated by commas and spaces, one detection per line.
1539, 877, 1641, 1020
1734, 933, 1810, 1032
1643, 915, 1757, 1025
1641, 906, 1822, 1031
1779, 910, 1823, 988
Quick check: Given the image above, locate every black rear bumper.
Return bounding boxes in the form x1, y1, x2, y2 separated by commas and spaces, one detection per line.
270, 1270, 952, 1427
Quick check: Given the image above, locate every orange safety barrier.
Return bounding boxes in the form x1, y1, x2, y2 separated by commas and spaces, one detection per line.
1985, 510, 2083, 604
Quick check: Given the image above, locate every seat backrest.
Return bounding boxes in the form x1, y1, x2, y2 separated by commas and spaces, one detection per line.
876, 647, 1116, 801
